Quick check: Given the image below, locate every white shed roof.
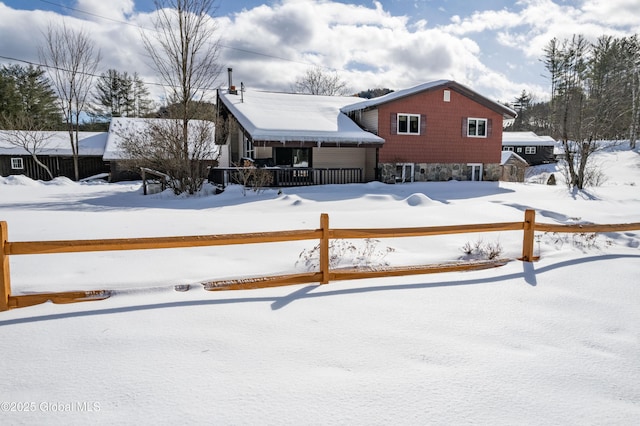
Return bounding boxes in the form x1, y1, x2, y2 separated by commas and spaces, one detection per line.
0, 131, 107, 156
500, 150, 528, 165
502, 131, 556, 146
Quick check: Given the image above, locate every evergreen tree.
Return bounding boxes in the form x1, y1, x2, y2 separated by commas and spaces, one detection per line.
510, 90, 532, 131
92, 69, 154, 119
92, 69, 131, 119
127, 73, 155, 117
0, 64, 60, 129
356, 88, 394, 99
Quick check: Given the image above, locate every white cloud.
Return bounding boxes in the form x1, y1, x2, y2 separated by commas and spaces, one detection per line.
581, 0, 640, 27
219, 0, 507, 98
74, 0, 134, 21
0, 0, 638, 107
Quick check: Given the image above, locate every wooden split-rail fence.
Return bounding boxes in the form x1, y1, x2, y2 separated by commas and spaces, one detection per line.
1, 210, 639, 311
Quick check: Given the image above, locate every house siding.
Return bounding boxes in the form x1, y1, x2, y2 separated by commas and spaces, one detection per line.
375, 87, 504, 165
1, 155, 108, 181
361, 110, 378, 134
504, 145, 555, 165
379, 162, 501, 183
313, 146, 377, 181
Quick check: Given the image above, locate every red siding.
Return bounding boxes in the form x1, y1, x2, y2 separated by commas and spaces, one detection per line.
377, 87, 503, 164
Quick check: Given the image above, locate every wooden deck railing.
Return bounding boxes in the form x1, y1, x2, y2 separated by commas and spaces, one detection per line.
1, 210, 639, 311
209, 167, 363, 187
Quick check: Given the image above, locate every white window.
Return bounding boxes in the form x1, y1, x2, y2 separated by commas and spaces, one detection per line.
525, 146, 536, 154
397, 114, 420, 135
243, 135, 254, 159
467, 118, 488, 137
443, 90, 451, 102
503, 146, 514, 151
11, 158, 24, 170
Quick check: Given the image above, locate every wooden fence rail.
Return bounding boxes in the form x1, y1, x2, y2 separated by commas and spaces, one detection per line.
1, 210, 639, 311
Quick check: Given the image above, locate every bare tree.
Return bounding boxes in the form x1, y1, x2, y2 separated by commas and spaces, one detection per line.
544, 35, 599, 189
293, 66, 349, 96
114, 118, 218, 194
0, 113, 55, 179
39, 22, 101, 181
134, 0, 223, 194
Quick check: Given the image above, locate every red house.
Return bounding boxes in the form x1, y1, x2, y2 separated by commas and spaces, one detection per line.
342, 80, 517, 182
214, 80, 516, 186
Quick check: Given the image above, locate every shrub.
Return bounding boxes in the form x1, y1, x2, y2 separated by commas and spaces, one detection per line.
296, 239, 395, 271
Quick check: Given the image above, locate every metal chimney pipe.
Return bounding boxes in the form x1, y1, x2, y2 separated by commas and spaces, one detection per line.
227, 68, 233, 89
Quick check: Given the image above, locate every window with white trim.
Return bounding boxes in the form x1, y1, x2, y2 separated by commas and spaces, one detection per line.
467, 118, 488, 137
397, 114, 420, 135
11, 158, 24, 170
503, 146, 514, 151
525, 146, 536, 154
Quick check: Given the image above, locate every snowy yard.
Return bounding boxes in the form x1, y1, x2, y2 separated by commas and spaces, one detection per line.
1, 146, 639, 424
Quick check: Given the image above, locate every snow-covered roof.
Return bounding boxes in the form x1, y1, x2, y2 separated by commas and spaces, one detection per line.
500, 150, 528, 165
0, 131, 107, 156
104, 117, 219, 161
218, 89, 384, 146
341, 80, 517, 119
502, 131, 556, 146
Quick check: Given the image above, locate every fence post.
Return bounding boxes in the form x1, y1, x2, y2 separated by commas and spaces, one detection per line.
522, 209, 536, 262
1, 221, 11, 311
320, 213, 330, 284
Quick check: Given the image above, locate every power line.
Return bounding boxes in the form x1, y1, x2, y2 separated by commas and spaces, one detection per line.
35, 0, 326, 70
0, 54, 181, 90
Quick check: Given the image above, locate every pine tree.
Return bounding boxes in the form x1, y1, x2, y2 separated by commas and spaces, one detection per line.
0, 64, 60, 129
93, 69, 154, 119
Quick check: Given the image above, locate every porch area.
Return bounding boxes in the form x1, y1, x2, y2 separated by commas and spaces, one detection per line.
208, 167, 363, 188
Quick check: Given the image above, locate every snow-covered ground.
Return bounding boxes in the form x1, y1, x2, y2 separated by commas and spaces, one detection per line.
1, 145, 639, 424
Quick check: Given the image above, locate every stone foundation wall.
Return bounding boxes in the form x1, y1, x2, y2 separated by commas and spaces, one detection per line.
380, 162, 501, 183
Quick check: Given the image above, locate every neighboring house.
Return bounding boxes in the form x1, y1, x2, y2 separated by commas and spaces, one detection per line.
500, 151, 528, 182
502, 131, 556, 165
216, 89, 384, 186
342, 80, 517, 182
104, 117, 225, 182
0, 131, 109, 180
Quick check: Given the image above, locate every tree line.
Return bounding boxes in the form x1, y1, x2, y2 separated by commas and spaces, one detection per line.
1, 65, 156, 129
503, 34, 639, 189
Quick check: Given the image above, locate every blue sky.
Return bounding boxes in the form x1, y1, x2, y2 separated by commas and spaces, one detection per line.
1, 0, 638, 104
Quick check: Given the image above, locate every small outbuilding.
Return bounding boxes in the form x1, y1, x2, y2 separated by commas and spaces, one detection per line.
502, 131, 556, 165
0, 131, 109, 180
500, 151, 528, 182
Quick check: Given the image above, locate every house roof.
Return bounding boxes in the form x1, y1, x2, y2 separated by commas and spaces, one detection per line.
500, 150, 528, 165
340, 80, 517, 119
104, 117, 219, 161
502, 131, 556, 146
0, 131, 107, 156
218, 89, 385, 146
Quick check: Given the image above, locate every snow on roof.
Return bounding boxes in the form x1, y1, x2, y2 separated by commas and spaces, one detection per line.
0, 131, 107, 156
218, 90, 384, 145
104, 117, 218, 161
502, 131, 556, 146
500, 150, 528, 165
340, 80, 450, 113
340, 80, 517, 119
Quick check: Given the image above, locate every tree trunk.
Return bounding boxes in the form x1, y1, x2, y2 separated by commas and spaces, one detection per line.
30, 153, 54, 180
